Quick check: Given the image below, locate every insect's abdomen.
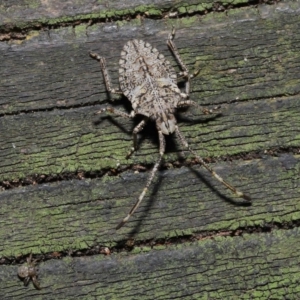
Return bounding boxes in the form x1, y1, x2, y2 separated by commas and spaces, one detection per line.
118, 39, 179, 117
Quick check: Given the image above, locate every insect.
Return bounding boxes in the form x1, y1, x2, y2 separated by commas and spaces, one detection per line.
90, 28, 251, 229
17, 253, 41, 290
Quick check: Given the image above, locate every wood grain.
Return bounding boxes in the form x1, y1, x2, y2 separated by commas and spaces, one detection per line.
0, 0, 299, 298
0, 0, 256, 26
2, 228, 300, 299
0, 154, 299, 257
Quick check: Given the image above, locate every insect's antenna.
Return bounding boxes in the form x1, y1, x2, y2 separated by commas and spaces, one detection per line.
116, 131, 166, 229
175, 126, 251, 202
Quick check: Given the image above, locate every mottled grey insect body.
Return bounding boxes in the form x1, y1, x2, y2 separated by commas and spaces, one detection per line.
18, 253, 41, 290
90, 28, 251, 230
119, 39, 181, 135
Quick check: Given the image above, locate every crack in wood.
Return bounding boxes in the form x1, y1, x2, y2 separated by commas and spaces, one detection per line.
2, 219, 299, 265
0, 0, 282, 41
0, 148, 298, 191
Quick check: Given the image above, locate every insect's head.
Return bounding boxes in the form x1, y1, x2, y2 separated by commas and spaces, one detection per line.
157, 113, 176, 135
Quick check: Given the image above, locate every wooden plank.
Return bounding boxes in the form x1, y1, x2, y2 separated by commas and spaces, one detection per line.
0, 95, 298, 181
0, 0, 299, 298
2, 227, 300, 298
0, 0, 254, 26
1, 3, 300, 180
0, 3, 299, 114
0, 154, 299, 257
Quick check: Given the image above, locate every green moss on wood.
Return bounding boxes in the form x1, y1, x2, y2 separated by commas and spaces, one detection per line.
0, 154, 299, 257
2, 227, 300, 298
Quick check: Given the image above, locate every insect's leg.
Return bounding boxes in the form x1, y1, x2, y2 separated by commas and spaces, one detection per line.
168, 28, 201, 97
23, 277, 30, 286
27, 252, 32, 264
90, 52, 123, 96
90, 53, 135, 119
126, 118, 148, 159
32, 276, 41, 290
167, 28, 191, 96
116, 130, 166, 229
177, 100, 221, 115
95, 106, 134, 119
174, 125, 251, 201
167, 28, 189, 77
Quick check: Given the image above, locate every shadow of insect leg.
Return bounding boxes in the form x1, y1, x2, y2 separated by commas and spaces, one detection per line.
174, 125, 251, 202
116, 130, 166, 230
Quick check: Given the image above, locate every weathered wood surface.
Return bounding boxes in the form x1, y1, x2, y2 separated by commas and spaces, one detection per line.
0, 3, 299, 180
0, 0, 300, 298
0, 154, 298, 257
2, 228, 300, 299
0, 96, 298, 181
0, 0, 256, 27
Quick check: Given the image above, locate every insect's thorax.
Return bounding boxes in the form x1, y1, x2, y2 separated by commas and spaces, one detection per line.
119, 39, 182, 135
